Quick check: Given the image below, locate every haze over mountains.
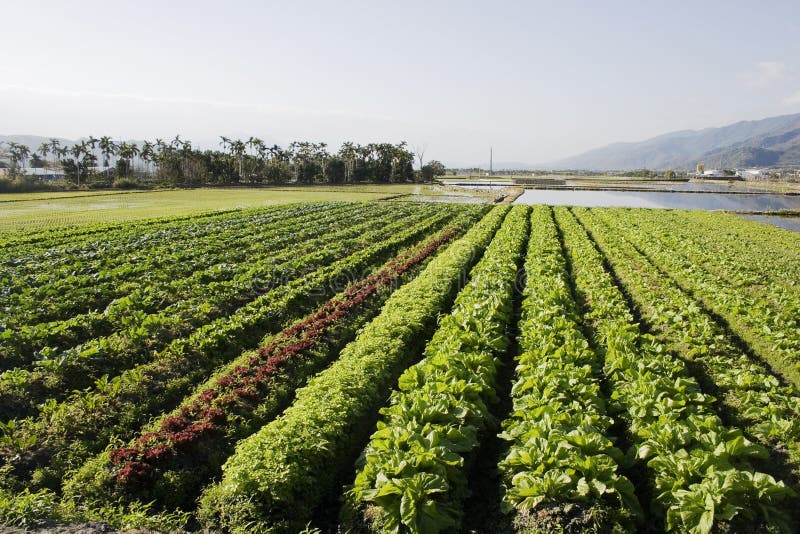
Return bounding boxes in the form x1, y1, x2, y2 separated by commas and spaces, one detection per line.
546, 113, 800, 171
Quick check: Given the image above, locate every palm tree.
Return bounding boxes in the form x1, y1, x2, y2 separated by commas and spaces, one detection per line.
48, 138, 61, 171
171, 136, 191, 179
117, 142, 139, 178
18, 142, 31, 169
7, 142, 31, 174
86, 136, 99, 172
140, 141, 155, 176
98, 136, 117, 177
153, 138, 167, 174
340, 142, 357, 182
246, 137, 266, 181
231, 139, 247, 180
128, 142, 140, 174
220, 138, 246, 180
70, 142, 87, 185
56, 146, 68, 171
37, 142, 50, 172
180, 140, 193, 178
317, 142, 329, 180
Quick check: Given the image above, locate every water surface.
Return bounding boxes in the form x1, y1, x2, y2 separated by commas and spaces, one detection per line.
514, 189, 800, 211
739, 215, 800, 232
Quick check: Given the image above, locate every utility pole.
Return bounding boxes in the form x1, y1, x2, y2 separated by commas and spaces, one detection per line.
489, 147, 493, 175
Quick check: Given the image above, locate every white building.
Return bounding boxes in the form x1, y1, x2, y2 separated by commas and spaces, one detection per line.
736, 168, 767, 179
701, 169, 728, 178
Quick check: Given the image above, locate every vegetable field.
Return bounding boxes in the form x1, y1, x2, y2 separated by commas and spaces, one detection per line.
1, 202, 798, 533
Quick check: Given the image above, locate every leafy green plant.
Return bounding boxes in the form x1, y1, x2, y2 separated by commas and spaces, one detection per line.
62, 226, 462, 513
343, 205, 528, 533
574, 206, 800, 488
496, 206, 639, 533
555, 207, 794, 533
198, 205, 509, 533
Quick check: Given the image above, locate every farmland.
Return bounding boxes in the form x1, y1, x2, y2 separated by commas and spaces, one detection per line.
0, 201, 799, 533
0, 185, 493, 234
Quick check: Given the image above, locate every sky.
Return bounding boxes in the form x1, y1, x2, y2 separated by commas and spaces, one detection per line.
1, 0, 800, 167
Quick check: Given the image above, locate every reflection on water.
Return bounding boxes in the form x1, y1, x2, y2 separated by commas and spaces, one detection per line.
514, 190, 800, 211
739, 215, 800, 232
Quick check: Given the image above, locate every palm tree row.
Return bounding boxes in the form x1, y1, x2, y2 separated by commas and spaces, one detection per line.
1, 136, 421, 186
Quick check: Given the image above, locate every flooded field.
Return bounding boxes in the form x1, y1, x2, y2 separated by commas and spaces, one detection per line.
514, 189, 800, 211
740, 214, 800, 232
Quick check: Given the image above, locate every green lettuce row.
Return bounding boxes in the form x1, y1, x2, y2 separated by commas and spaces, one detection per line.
197, 205, 509, 534
0, 204, 246, 269
0, 205, 434, 419
497, 206, 640, 533
0, 200, 245, 251
670, 210, 800, 280
595, 208, 800, 391
0, 203, 304, 324
573, 207, 800, 485
341, 205, 528, 534
1, 203, 365, 335
554, 207, 793, 534
0, 202, 374, 367
0, 206, 480, 494
619, 209, 800, 333
0, 200, 292, 271
0, 203, 331, 328
60, 226, 464, 527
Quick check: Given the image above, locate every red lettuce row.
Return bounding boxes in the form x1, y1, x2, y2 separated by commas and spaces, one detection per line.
0, 203, 416, 420
0, 206, 473, 498
196, 206, 509, 533
63, 226, 462, 514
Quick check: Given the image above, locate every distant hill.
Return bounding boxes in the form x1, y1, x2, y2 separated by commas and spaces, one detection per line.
0, 134, 76, 152
548, 113, 800, 171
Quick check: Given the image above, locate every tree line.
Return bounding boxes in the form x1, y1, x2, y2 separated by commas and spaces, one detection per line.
0, 136, 447, 187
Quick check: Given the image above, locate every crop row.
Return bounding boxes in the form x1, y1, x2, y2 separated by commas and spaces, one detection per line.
0, 203, 358, 330
673, 210, 800, 270
1, 204, 413, 369
0, 202, 240, 251
0, 204, 438, 420
62, 224, 465, 520
0, 205, 487, 495
342, 205, 528, 533
496, 205, 639, 533
3, 202, 798, 532
622, 209, 800, 318
0, 203, 296, 302
0, 202, 375, 367
573, 207, 800, 486
197, 205, 509, 533
555, 207, 793, 533
595, 209, 800, 390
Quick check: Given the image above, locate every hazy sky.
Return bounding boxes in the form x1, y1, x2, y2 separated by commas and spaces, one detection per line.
2, 0, 800, 166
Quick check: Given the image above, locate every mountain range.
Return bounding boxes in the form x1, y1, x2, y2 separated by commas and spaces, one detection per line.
0, 134, 75, 152
547, 113, 800, 171
5, 113, 800, 172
